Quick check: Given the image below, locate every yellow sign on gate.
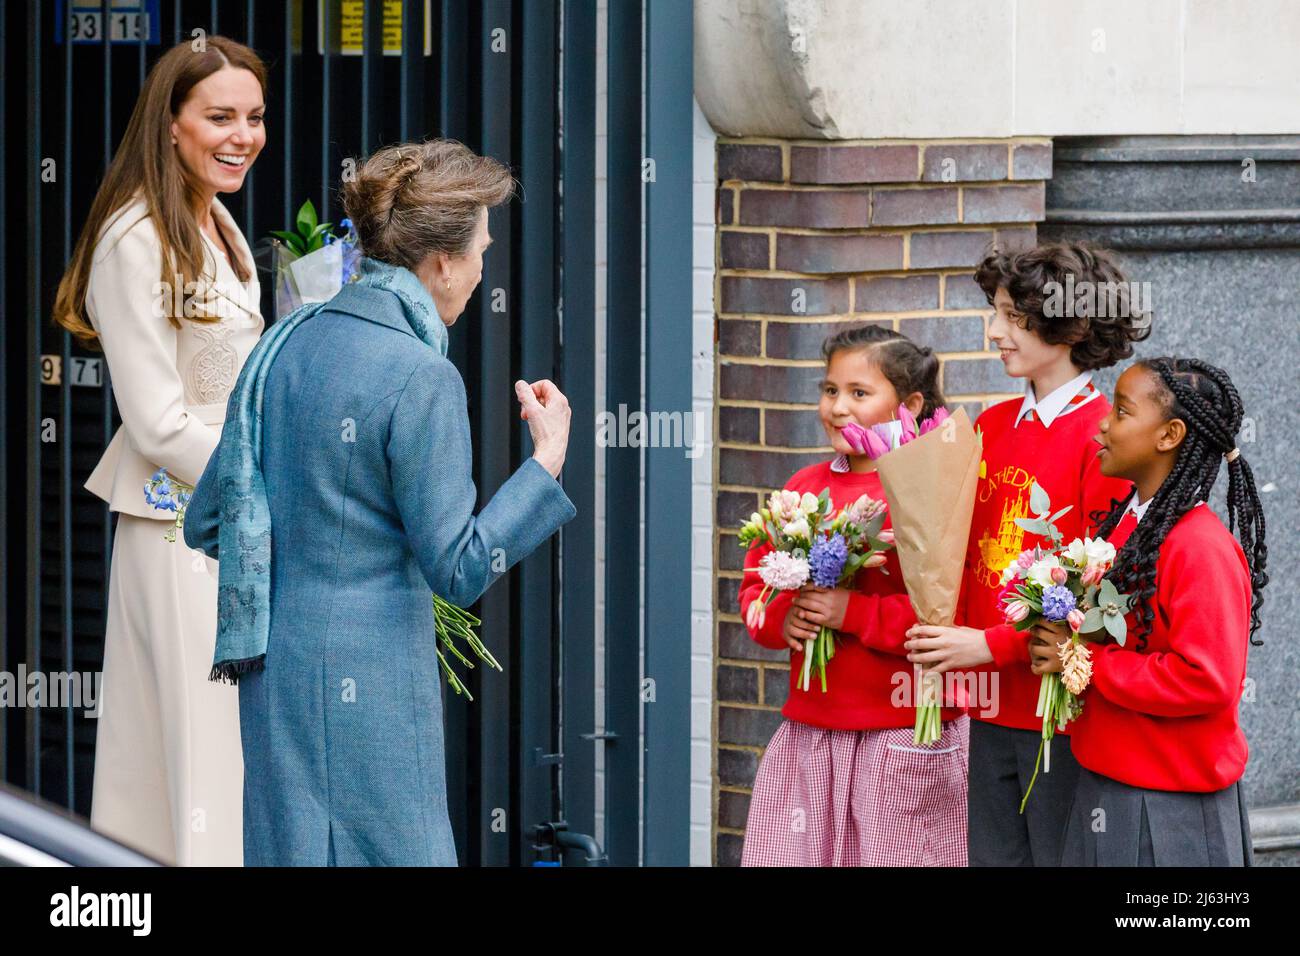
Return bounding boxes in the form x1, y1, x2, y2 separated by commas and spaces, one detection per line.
318, 0, 432, 57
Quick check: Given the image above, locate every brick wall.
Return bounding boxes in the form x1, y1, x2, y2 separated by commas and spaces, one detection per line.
711, 137, 1052, 865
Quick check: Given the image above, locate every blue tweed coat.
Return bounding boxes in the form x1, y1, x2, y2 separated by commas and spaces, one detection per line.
184, 280, 576, 866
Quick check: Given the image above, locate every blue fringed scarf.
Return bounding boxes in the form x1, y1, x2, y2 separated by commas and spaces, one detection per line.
209, 257, 448, 683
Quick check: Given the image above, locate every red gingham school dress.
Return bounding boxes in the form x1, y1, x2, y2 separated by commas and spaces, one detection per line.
740, 716, 970, 867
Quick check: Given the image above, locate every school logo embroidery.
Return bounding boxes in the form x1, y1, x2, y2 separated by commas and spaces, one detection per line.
974, 462, 1039, 590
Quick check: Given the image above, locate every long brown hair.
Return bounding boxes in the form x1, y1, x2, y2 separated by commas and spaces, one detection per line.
53, 36, 267, 346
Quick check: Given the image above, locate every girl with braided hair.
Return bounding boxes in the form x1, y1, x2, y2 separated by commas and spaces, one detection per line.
1029, 357, 1266, 866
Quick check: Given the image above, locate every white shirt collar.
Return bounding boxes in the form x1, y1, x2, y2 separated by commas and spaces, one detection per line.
1014, 371, 1096, 429
1124, 493, 1153, 524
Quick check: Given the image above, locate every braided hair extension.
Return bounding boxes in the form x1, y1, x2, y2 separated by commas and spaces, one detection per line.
1088, 358, 1269, 650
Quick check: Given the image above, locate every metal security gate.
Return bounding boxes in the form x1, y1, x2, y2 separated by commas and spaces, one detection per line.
0, 0, 694, 865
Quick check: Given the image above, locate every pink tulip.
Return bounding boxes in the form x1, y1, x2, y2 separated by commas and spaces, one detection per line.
842, 421, 891, 459
1080, 565, 1105, 587
918, 406, 950, 436
864, 552, 888, 568
897, 404, 918, 444
877, 529, 895, 544
1067, 609, 1086, 632
1004, 600, 1030, 623
1050, 566, 1068, 585
745, 600, 766, 632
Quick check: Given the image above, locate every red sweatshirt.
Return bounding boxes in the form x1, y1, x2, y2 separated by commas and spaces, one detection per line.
958, 394, 1132, 732
737, 461, 963, 730
1070, 504, 1253, 792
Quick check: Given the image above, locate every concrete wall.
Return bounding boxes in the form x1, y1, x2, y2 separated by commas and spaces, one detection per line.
695, 0, 1300, 140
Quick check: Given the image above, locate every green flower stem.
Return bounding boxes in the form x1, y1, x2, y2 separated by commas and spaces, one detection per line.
433, 595, 501, 700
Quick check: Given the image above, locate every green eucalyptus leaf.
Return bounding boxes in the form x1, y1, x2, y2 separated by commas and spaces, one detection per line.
1103, 610, 1127, 644
1082, 607, 1104, 632
1098, 578, 1120, 606
1029, 481, 1050, 517
1015, 517, 1049, 535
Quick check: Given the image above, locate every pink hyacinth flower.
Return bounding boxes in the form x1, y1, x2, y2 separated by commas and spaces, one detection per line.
841, 421, 892, 459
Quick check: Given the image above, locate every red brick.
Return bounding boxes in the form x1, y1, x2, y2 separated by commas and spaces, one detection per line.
719, 276, 850, 316
718, 405, 760, 443
719, 362, 825, 403
944, 273, 992, 310
738, 189, 870, 229
718, 143, 784, 183
962, 183, 1045, 224
718, 318, 762, 356
922, 144, 1009, 182
1011, 143, 1053, 180
774, 233, 904, 274
765, 318, 890, 360
856, 274, 940, 312
909, 230, 997, 269
994, 225, 1037, 252
789, 144, 919, 185
871, 186, 959, 226
718, 446, 825, 487
763, 408, 830, 448
719, 231, 770, 270
719, 620, 788, 662
718, 187, 734, 225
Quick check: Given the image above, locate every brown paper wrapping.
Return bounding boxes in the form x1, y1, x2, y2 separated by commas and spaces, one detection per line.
873, 407, 982, 629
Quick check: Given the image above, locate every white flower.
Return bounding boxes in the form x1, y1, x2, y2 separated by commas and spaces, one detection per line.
1027, 555, 1062, 589
799, 492, 820, 516
758, 551, 809, 591
999, 563, 1021, 586
1065, 536, 1116, 570
782, 516, 811, 542
1084, 537, 1116, 568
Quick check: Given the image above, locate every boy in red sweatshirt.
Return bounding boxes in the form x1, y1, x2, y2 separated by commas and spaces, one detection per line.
904, 242, 1149, 866
1030, 358, 1266, 865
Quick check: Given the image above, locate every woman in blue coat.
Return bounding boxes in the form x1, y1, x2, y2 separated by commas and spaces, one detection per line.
184, 140, 576, 866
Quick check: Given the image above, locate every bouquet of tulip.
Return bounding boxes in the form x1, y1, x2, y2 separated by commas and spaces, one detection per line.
143, 468, 194, 543
997, 481, 1135, 811
842, 404, 982, 745
739, 489, 894, 692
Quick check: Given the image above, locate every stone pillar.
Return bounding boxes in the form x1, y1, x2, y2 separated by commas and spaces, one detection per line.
712, 136, 1051, 864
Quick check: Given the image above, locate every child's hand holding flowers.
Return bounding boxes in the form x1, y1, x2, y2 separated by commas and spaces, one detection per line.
791, 584, 852, 632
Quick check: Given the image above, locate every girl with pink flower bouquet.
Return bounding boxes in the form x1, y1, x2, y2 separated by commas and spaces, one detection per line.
737, 326, 971, 867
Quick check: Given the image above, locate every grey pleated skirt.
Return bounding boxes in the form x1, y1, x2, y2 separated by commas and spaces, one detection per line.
1061, 767, 1253, 866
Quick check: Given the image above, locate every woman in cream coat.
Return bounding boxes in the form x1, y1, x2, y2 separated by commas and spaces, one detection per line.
53, 36, 268, 866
